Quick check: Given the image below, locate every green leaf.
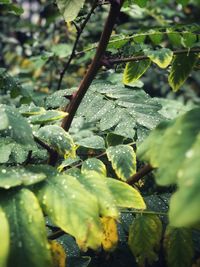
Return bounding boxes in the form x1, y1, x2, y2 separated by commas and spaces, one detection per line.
0, 208, 9, 267
167, 32, 182, 46
19, 104, 45, 116
149, 33, 164, 45
0, 105, 35, 147
81, 158, 107, 176
106, 145, 136, 181
51, 44, 72, 58
181, 33, 197, 48
107, 178, 146, 209
168, 53, 198, 91
29, 110, 67, 125
0, 137, 30, 164
76, 135, 105, 150
163, 227, 194, 267
123, 59, 151, 85
169, 134, 200, 226
176, 0, 189, 6
0, 166, 47, 189
36, 125, 76, 159
134, 0, 148, 7
138, 108, 200, 185
106, 133, 124, 147
0, 68, 22, 96
145, 48, 173, 69
128, 214, 162, 265
0, 2, 23, 15
76, 171, 119, 218
0, 138, 13, 163
0, 189, 53, 267
56, 0, 85, 22
35, 174, 102, 250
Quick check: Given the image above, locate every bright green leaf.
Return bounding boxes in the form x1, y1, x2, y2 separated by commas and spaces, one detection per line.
134, 0, 148, 7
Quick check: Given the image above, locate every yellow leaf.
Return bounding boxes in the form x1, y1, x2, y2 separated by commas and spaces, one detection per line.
50, 240, 66, 267
101, 217, 118, 252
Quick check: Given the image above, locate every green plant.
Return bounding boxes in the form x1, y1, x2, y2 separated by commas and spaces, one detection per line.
0, 0, 200, 267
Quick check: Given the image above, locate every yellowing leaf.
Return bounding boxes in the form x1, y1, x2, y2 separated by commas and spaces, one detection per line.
50, 241, 66, 267
36, 125, 76, 159
168, 53, 198, 91
0, 208, 9, 267
81, 158, 107, 176
145, 48, 173, 69
128, 214, 162, 265
107, 178, 146, 210
106, 145, 136, 181
101, 217, 118, 252
123, 59, 151, 85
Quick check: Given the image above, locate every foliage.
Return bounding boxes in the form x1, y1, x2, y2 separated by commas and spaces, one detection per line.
0, 0, 200, 267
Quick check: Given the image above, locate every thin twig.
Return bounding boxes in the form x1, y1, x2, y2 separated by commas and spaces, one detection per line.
127, 164, 154, 185
61, 0, 125, 132
120, 209, 167, 216
57, 0, 99, 90
48, 230, 65, 240
107, 48, 200, 65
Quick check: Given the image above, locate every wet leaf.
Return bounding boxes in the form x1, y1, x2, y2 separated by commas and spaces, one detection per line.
0, 189, 53, 267
0, 208, 9, 267
168, 53, 198, 91
106, 145, 136, 181
35, 173, 102, 250
128, 214, 162, 265
101, 217, 118, 252
36, 125, 76, 159
107, 178, 146, 209
163, 227, 194, 267
81, 158, 107, 176
123, 59, 151, 85
50, 241, 66, 267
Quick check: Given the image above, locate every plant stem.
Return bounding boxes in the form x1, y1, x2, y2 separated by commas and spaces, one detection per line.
120, 209, 167, 216
127, 164, 154, 185
107, 48, 200, 65
61, 0, 125, 131
57, 0, 98, 90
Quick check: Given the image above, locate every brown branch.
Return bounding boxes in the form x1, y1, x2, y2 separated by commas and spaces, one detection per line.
127, 164, 154, 185
107, 48, 200, 65
61, 0, 125, 132
57, 0, 99, 90
34, 136, 58, 166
